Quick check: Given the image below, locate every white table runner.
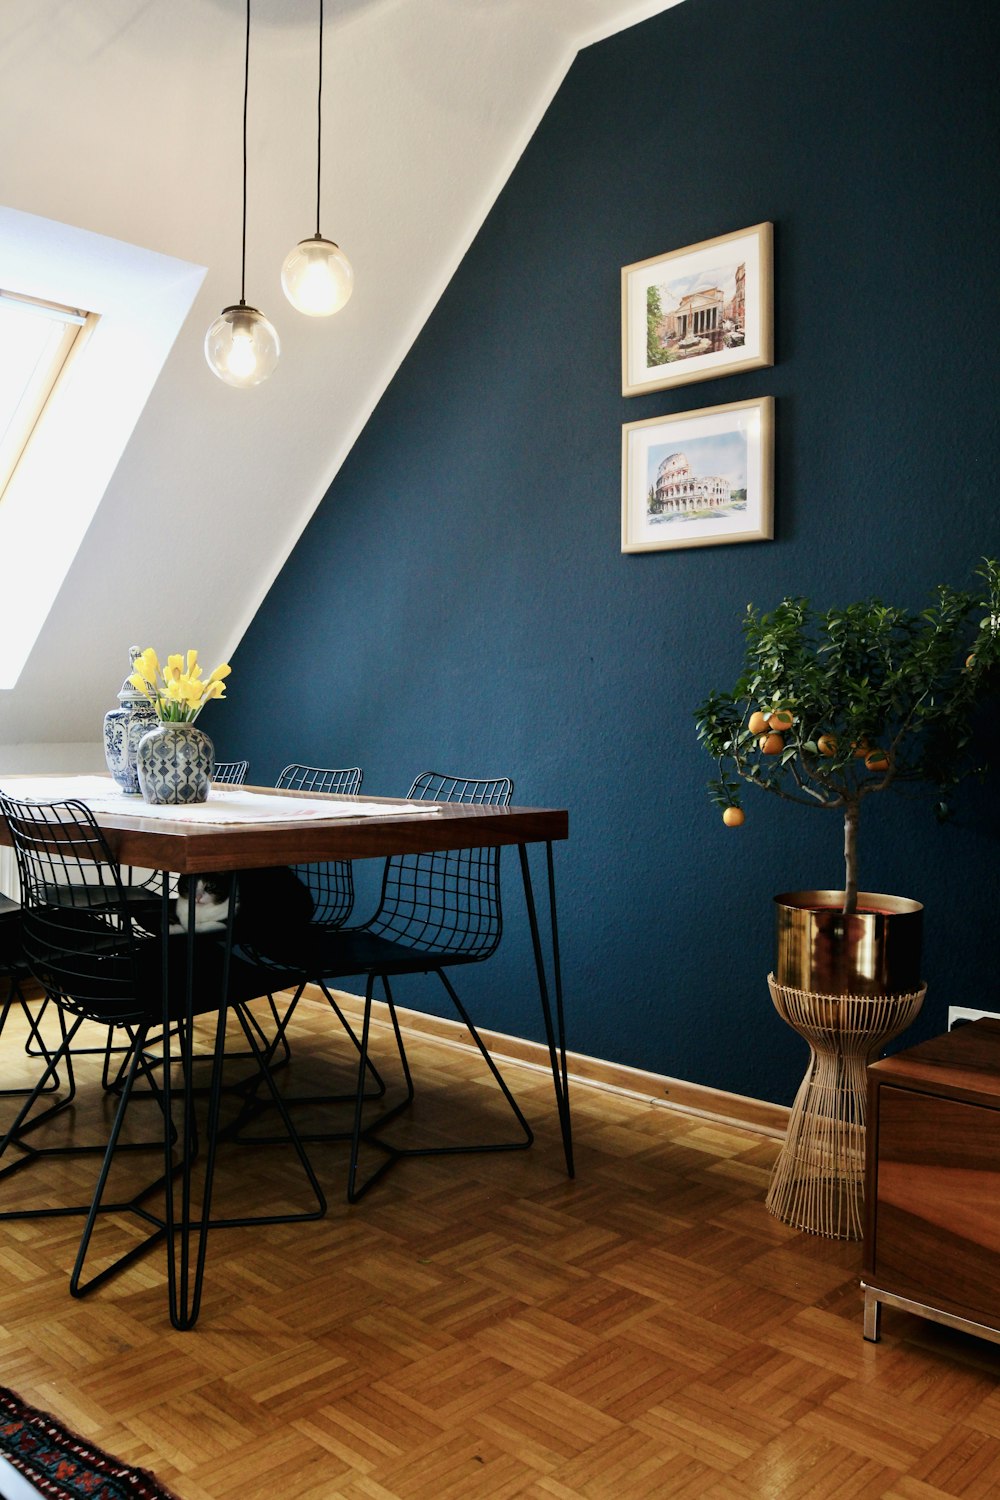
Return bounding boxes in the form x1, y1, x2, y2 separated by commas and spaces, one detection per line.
0, 776, 441, 824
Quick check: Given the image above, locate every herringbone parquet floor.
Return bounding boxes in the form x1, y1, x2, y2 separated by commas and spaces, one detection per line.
1, 993, 999, 1500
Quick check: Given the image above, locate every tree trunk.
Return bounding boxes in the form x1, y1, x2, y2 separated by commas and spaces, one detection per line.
843, 801, 859, 915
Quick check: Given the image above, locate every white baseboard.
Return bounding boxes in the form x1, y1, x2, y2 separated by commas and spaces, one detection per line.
313, 986, 790, 1140
3, 972, 789, 1139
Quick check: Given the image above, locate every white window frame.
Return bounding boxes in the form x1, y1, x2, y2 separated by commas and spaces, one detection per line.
0, 289, 98, 502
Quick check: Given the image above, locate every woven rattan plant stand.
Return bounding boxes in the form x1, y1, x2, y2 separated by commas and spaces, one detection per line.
765, 974, 926, 1240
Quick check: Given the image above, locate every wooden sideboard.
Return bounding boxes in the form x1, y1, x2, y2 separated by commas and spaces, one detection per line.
862, 1017, 1000, 1345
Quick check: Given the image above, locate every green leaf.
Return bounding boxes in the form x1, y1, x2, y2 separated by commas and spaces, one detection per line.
694, 564, 1000, 887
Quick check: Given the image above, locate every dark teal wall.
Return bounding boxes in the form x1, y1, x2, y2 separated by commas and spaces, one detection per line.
211, 0, 1000, 1105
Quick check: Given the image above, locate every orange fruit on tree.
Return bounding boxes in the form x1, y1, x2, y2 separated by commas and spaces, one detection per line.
852, 738, 871, 758
722, 806, 745, 827
865, 748, 889, 772
759, 732, 784, 754
816, 733, 837, 757
768, 709, 794, 730
747, 710, 769, 735
966, 654, 976, 671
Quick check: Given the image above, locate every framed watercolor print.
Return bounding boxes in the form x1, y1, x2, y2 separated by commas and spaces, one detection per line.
621, 395, 774, 554
621, 222, 773, 396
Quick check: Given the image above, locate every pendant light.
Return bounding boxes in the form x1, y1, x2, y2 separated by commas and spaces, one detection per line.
205, 0, 279, 387
281, 0, 354, 317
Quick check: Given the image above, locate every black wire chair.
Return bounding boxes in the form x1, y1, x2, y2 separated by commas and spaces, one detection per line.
276, 763, 362, 796
230, 763, 369, 1113
272, 761, 363, 1006
25, 759, 257, 1088
0, 794, 325, 1327
94, 757, 278, 1083
49, 756, 252, 1079
213, 761, 250, 785
275, 762, 363, 928
250, 771, 532, 1201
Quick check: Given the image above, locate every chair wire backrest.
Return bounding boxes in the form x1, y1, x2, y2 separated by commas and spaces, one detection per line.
0, 796, 149, 1024
367, 772, 513, 960
276, 764, 362, 796
275, 764, 363, 927
213, 760, 250, 785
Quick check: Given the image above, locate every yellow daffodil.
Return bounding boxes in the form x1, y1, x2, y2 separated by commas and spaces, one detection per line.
125, 647, 232, 722
128, 646, 161, 694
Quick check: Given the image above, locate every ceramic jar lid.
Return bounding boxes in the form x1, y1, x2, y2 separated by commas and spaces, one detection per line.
116, 646, 150, 706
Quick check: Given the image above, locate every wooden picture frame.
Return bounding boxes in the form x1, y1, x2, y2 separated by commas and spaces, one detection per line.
621, 222, 773, 396
622, 395, 774, 554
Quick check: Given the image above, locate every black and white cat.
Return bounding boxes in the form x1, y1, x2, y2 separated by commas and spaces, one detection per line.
168, 866, 314, 940
168, 874, 232, 934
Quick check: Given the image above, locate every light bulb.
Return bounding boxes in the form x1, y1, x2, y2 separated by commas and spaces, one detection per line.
281, 237, 353, 317
227, 329, 257, 379
204, 304, 280, 387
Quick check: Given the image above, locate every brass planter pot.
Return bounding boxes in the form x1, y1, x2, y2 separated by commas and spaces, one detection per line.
774, 890, 923, 997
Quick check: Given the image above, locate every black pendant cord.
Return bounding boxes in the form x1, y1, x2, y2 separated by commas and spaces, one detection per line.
240, 0, 250, 308
315, 0, 324, 239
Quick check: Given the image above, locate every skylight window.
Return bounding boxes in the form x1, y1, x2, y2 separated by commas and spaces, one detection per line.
0, 206, 206, 690
0, 290, 96, 502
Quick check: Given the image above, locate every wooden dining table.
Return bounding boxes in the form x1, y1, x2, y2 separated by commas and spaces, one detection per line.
0, 774, 572, 1327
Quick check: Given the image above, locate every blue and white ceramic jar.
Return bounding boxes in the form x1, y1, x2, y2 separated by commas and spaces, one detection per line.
103, 647, 159, 795
136, 721, 215, 805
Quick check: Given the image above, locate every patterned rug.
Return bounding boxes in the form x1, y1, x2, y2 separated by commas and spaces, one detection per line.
0, 1387, 178, 1500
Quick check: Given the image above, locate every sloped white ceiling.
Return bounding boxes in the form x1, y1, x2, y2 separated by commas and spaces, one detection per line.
0, 0, 681, 759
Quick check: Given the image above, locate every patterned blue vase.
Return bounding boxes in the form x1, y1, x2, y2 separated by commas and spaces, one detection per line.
104, 648, 160, 796
136, 722, 215, 805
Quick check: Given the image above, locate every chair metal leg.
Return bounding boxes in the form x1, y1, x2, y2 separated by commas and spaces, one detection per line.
26, 992, 132, 1076
256, 978, 388, 1099
70, 1027, 175, 1296
346, 969, 533, 1203
226, 978, 391, 1148
160, 1002, 327, 1330
347, 976, 411, 1203
0, 1018, 176, 1218
248, 991, 293, 1070
0, 1013, 85, 1182
430, 969, 533, 1151
208, 1003, 328, 1229
0, 983, 70, 1096
316, 981, 388, 1097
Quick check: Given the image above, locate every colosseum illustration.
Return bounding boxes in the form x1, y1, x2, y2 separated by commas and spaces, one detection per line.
650, 451, 732, 516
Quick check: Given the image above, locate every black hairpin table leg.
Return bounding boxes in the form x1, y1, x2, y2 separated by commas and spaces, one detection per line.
161, 872, 235, 1331
518, 841, 573, 1178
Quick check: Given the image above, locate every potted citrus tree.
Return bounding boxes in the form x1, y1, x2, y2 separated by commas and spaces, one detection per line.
695, 559, 999, 996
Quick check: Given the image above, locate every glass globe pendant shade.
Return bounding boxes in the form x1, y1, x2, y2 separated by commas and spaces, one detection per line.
281, 236, 354, 317
204, 304, 280, 387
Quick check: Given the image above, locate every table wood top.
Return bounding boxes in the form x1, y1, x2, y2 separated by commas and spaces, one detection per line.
0, 776, 569, 874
